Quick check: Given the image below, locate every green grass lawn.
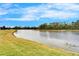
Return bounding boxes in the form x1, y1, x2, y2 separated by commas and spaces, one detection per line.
0, 30, 79, 56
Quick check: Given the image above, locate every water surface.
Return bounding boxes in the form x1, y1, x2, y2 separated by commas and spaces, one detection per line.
14, 30, 79, 52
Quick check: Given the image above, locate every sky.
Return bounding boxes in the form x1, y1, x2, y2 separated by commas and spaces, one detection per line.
0, 3, 79, 27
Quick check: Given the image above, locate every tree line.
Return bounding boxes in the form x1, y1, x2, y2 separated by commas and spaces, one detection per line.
0, 26, 38, 30
39, 20, 79, 30
0, 20, 79, 30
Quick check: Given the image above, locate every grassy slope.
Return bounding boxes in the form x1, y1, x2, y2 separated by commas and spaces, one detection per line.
0, 30, 79, 56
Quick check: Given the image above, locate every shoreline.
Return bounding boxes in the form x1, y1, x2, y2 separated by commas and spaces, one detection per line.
17, 29, 79, 32
2, 29, 79, 32
14, 30, 79, 54
0, 30, 79, 55
36, 30, 79, 32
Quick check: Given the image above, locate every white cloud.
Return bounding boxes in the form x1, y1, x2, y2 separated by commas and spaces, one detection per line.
0, 3, 12, 9
19, 3, 79, 21
0, 3, 79, 21
0, 3, 12, 15
0, 8, 8, 15
50, 3, 79, 11
41, 10, 78, 19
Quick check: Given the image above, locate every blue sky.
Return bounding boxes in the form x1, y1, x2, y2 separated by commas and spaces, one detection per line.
0, 3, 79, 27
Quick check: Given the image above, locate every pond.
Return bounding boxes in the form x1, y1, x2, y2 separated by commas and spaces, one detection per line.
14, 30, 79, 52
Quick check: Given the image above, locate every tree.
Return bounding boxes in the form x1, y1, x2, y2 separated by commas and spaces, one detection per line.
39, 23, 48, 29
38, 20, 79, 30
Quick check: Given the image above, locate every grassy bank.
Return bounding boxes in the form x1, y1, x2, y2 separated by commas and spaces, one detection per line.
0, 30, 79, 56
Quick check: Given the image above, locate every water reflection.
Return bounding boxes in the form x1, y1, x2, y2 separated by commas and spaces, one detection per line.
73, 32, 79, 35
14, 30, 79, 52
39, 31, 48, 38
